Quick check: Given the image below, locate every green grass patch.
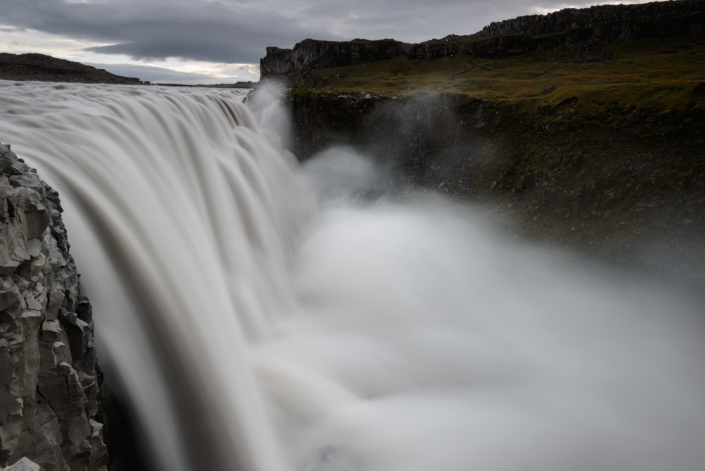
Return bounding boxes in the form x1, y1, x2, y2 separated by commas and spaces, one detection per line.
311, 34, 705, 113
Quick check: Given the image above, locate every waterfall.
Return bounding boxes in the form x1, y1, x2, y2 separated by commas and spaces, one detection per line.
0, 81, 305, 471
1, 80, 704, 471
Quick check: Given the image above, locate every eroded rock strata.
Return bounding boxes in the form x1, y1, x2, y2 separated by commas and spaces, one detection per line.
0, 143, 108, 470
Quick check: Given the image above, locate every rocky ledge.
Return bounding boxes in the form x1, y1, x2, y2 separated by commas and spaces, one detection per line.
0, 143, 108, 470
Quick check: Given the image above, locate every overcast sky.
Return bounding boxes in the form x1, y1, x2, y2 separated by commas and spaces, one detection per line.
0, 0, 654, 84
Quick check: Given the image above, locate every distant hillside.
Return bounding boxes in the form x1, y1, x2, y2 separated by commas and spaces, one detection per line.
0, 53, 146, 84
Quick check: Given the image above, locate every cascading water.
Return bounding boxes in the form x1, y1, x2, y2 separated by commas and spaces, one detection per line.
1, 80, 704, 471
0, 81, 305, 471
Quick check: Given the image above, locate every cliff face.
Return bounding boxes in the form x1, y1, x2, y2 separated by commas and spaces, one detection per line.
261, 40, 409, 76
260, 0, 705, 83
467, 1, 704, 58
261, 0, 705, 278
261, 38, 461, 76
286, 90, 705, 280
0, 54, 145, 85
477, 0, 705, 38
0, 143, 108, 470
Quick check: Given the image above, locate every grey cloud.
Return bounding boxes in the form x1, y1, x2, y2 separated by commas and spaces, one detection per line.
0, 0, 651, 63
85, 63, 215, 83
278, 0, 652, 43
0, 0, 335, 63
242, 0, 651, 42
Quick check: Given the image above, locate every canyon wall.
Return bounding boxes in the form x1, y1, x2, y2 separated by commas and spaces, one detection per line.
262, 0, 705, 279
285, 90, 705, 280
0, 143, 108, 470
477, 0, 705, 38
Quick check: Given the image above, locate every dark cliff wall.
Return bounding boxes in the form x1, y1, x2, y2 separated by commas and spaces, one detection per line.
0, 143, 108, 470
266, 0, 705, 277
261, 40, 412, 76
477, 0, 705, 38
468, 2, 704, 58
286, 90, 705, 280
261, 0, 705, 82
261, 39, 463, 77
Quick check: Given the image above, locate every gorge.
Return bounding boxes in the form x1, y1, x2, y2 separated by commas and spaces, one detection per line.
0, 1, 703, 470
260, 0, 705, 279
0, 79, 703, 471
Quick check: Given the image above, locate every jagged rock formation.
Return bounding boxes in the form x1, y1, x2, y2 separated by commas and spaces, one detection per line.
0, 54, 145, 85
0, 143, 108, 470
260, 0, 705, 82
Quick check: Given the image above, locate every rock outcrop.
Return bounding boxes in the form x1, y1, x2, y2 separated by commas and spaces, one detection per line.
260, 0, 705, 82
0, 54, 145, 85
467, 0, 704, 57
0, 143, 108, 470
476, 0, 705, 38
261, 39, 413, 77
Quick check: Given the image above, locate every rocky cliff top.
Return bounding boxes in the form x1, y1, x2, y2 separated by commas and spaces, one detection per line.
0, 53, 145, 85
260, 0, 705, 81
477, 0, 705, 38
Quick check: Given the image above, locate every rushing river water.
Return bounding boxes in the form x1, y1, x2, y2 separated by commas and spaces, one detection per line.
1, 80, 704, 471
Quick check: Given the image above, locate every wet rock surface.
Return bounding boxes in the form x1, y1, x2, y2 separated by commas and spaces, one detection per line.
0, 143, 108, 470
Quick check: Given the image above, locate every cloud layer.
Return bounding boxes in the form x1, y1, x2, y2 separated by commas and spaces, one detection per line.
85, 63, 211, 83
0, 0, 654, 65
0, 0, 327, 63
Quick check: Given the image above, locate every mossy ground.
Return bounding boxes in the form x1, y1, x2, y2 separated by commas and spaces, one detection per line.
288, 33, 705, 279
312, 33, 705, 114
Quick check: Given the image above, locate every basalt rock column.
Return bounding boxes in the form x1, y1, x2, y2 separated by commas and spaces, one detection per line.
0, 143, 108, 471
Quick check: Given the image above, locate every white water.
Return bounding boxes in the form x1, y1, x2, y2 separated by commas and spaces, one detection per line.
1, 80, 704, 471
